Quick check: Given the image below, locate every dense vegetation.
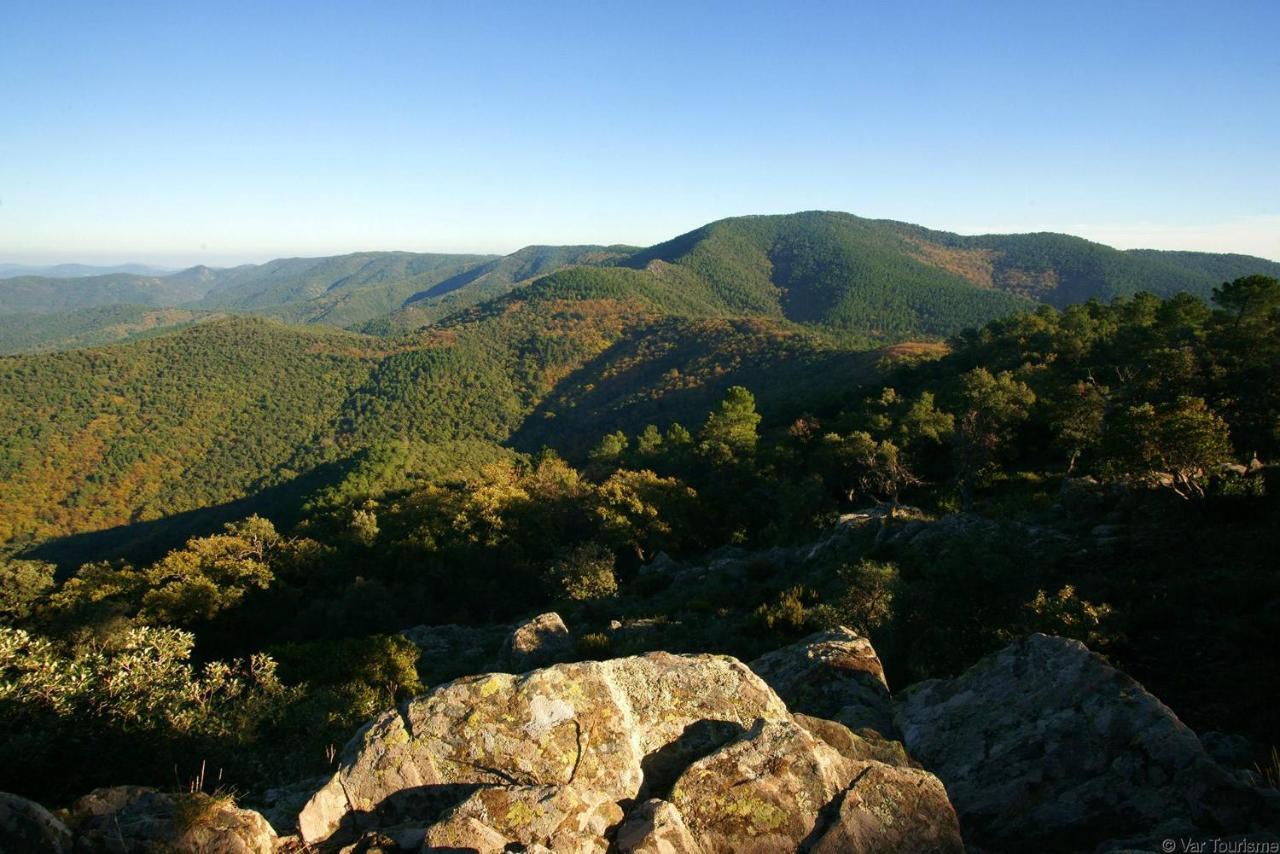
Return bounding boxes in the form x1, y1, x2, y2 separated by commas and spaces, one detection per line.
2, 275, 1278, 806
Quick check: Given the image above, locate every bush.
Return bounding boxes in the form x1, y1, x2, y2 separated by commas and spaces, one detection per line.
0, 560, 55, 623
548, 543, 618, 601
754, 586, 820, 634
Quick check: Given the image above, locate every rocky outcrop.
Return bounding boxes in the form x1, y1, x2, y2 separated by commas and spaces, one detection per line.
297, 651, 962, 851
297, 652, 789, 844
668, 719, 962, 853
500, 611, 574, 671
749, 628, 895, 737
895, 633, 1280, 851
63, 786, 276, 853
0, 791, 72, 853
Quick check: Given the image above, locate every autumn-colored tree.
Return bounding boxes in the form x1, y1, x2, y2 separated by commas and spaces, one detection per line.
547, 543, 618, 601
593, 468, 697, 560
141, 516, 283, 625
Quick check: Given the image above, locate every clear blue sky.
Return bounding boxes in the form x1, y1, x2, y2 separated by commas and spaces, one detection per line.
2, 0, 1277, 265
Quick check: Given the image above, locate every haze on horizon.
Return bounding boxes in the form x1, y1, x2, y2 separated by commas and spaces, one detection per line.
2, 1, 1277, 267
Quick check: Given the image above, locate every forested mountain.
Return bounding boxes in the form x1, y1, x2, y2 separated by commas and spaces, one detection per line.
0, 279, 860, 555
623, 211, 1280, 323
4, 279, 1279, 822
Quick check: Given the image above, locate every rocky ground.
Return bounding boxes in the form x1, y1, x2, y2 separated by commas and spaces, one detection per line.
4, 615, 1277, 852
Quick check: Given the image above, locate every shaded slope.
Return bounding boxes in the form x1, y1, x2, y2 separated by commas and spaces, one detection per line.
369, 244, 636, 332
511, 315, 883, 456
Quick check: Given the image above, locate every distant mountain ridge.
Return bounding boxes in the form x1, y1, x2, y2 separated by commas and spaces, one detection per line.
3, 212, 1278, 353
0, 262, 176, 279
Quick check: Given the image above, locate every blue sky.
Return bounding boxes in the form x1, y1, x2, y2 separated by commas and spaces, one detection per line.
2, 0, 1277, 264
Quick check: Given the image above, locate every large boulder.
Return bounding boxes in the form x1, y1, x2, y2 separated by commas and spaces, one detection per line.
64, 786, 276, 853
500, 611, 574, 671
297, 651, 963, 852
895, 633, 1280, 851
298, 652, 789, 844
0, 791, 72, 853
748, 627, 895, 736
667, 719, 962, 854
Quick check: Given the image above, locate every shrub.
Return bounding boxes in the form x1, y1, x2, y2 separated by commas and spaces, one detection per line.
548, 543, 618, 601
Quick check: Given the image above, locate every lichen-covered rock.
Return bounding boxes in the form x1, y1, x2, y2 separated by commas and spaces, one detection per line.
792, 712, 915, 768
749, 627, 895, 736
669, 720, 854, 852
423, 785, 622, 853
500, 611, 574, 671
298, 652, 789, 844
895, 633, 1280, 851
803, 762, 964, 854
65, 786, 275, 853
615, 799, 704, 854
668, 719, 962, 854
0, 791, 72, 853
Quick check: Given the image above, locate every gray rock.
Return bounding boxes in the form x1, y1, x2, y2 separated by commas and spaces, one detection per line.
640, 551, 678, 575
749, 627, 895, 737
0, 791, 72, 853
296, 651, 962, 851
297, 652, 790, 844
259, 775, 328, 836
895, 633, 1280, 851
668, 719, 962, 854
499, 611, 573, 671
